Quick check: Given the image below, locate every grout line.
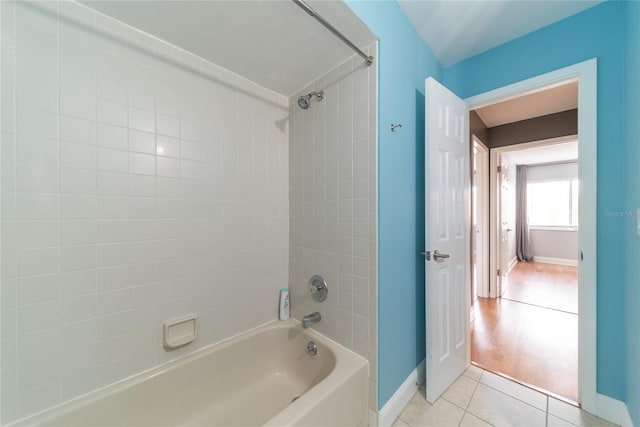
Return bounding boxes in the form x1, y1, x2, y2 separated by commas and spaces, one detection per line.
499, 295, 578, 316
546, 395, 549, 427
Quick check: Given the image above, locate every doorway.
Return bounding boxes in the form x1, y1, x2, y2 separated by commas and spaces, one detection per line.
473, 137, 580, 402
464, 59, 597, 411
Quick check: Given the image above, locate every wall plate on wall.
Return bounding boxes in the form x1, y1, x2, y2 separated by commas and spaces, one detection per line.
163, 314, 198, 349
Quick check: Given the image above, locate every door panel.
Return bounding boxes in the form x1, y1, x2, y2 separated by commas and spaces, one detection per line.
424, 77, 470, 403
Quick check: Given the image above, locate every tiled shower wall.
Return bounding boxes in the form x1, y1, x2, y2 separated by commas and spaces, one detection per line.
288, 46, 378, 410
0, 1, 289, 422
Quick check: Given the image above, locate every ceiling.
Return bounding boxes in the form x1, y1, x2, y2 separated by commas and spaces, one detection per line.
503, 140, 578, 166
80, 1, 376, 96
475, 81, 578, 128
397, 0, 603, 67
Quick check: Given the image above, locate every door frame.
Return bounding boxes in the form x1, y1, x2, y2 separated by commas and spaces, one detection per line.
465, 58, 597, 412
488, 135, 578, 297
472, 137, 490, 299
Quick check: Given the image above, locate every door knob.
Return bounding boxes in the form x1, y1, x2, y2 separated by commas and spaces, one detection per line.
433, 250, 450, 260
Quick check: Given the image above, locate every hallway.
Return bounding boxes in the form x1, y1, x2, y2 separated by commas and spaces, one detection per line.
471, 262, 578, 401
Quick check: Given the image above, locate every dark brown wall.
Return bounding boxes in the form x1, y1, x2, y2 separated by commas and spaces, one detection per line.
487, 109, 577, 148
470, 110, 489, 145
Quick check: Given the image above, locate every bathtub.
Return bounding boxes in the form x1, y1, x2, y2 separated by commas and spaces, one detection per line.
17, 319, 369, 426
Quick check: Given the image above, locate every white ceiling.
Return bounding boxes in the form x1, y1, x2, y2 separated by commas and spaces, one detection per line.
503, 140, 578, 166
397, 0, 603, 67
475, 81, 578, 127
80, 1, 377, 96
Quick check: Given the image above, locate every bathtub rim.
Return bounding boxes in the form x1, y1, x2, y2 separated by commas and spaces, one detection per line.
10, 318, 368, 427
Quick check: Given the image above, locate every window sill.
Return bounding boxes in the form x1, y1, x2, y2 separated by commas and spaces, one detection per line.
529, 226, 578, 232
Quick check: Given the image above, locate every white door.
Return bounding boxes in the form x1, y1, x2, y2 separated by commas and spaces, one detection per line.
424, 77, 470, 403
497, 158, 510, 296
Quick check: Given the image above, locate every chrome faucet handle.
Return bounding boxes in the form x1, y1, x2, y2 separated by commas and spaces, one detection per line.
309, 275, 328, 302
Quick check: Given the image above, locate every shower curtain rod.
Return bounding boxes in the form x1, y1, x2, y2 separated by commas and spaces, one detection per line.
292, 0, 374, 67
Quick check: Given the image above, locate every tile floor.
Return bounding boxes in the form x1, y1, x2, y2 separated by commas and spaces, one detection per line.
392, 366, 617, 427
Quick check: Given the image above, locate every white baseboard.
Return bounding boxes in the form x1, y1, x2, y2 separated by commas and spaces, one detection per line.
378, 359, 425, 427
596, 393, 634, 427
368, 409, 378, 427
533, 256, 578, 267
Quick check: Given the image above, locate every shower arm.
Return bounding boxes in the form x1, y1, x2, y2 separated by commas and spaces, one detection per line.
292, 0, 374, 67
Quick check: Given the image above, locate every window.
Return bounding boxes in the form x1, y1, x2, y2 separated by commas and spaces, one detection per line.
528, 179, 579, 227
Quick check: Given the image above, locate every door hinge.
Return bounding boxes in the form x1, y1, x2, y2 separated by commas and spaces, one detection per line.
497, 268, 501, 276
497, 166, 502, 173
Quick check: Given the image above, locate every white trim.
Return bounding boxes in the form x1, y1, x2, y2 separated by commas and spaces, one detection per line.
466, 58, 598, 413
377, 360, 425, 427
368, 409, 378, 427
533, 256, 578, 267
508, 256, 518, 272
473, 137, 490, 298
596, 393, 634, 427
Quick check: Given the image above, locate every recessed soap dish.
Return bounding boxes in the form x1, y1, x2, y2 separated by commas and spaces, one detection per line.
163, 314, 198, 349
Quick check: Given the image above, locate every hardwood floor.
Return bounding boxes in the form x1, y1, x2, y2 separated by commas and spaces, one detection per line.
471, 262, 578, 402
503, 262, 578, 314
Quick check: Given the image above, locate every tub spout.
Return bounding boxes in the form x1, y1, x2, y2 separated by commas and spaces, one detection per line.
302, 312, 321, 328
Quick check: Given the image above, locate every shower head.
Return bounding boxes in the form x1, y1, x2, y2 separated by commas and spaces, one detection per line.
297, 91, 324, 110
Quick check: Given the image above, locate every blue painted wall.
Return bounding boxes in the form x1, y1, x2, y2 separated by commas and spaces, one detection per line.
344, 1, 443, 408
348, 0, 635, 410
444, 1, 627, 401
625, 0, 640, 423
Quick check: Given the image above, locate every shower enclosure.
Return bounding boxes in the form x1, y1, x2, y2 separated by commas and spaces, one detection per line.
0, 0, 378, 423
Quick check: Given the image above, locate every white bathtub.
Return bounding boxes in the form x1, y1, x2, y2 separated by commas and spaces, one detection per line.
16, 319, 369, 426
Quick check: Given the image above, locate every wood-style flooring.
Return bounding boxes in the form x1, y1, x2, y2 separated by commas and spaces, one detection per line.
503, 261, 578, 314
471, 262, 578, 402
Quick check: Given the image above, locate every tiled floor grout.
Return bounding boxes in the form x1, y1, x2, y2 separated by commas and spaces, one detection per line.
395, 366, 618, 427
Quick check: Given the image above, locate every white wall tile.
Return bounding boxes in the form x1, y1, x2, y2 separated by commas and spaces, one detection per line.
17, 380, 60, 419
97, 99, 128, 127
17, 274, 59, 306
129, 152, 155, 176
156, 114, 179, 137
17, 327, 59, 363
61, 142, 97, 170
97, 148, 128, 173
97, 123, 128, 151
129, 107, 155, 133
60, 221, 97, 246
289, 44, 377, 411
61, 270, 96, 298
16, 107, 57, 140
129, 130, 155, 154
17, 221, 59, 249
60, 90, 96, 121
61, 369, 96, 401
18, 353, 59, 391
2, 1, 291, 423
61, 195, 97, 220
16, 134, 58, 166
61, 168, 97, 195
60, 116, 96, 146
97, 172, 128, 196
16, 164, 58, 194
60, 245, 96, 272
156, 135, 180, 158
17, 248, 59, 277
